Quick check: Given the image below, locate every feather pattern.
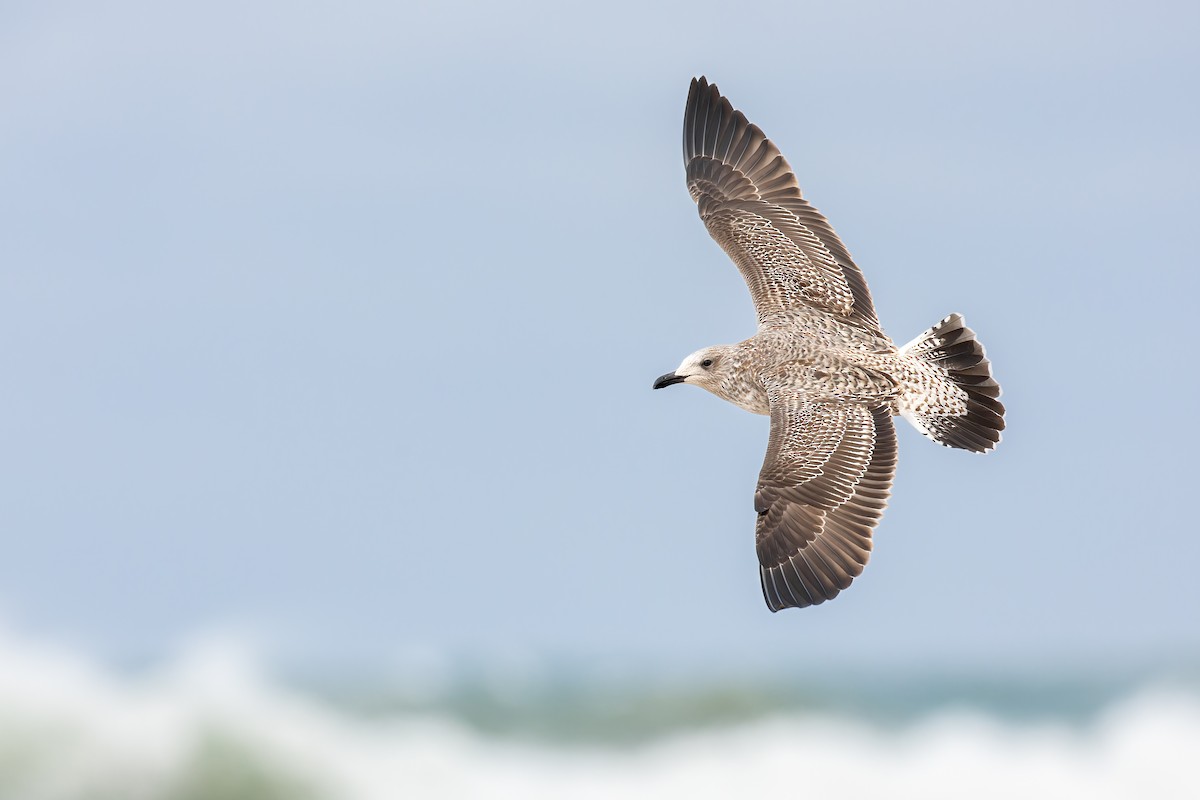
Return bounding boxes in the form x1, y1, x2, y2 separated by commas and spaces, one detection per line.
755, 401, 897, 610
684, 77, 880, 330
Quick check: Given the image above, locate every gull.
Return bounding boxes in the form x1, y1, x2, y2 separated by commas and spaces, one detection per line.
653, 77, 1005, 611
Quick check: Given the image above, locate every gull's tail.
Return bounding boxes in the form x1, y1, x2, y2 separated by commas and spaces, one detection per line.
899, 313, 1005, 453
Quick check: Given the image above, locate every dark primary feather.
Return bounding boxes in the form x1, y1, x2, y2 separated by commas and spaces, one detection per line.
683, 76, 880, 330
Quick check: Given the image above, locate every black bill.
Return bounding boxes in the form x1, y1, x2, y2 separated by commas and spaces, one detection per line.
652, 372, 686, 390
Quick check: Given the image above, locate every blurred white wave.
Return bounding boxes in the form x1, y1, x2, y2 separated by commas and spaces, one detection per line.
0, 627, 1197, 800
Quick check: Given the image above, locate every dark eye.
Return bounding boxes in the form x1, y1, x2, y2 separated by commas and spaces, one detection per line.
700, 358, 714, 368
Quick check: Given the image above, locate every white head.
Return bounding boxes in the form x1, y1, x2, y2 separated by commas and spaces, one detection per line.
652, 345, 736, 394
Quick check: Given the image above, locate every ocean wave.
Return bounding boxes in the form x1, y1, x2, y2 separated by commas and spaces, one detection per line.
0, 629, 1196, 800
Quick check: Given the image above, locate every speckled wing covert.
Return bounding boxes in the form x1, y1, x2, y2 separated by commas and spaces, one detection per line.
683, 77, 880, 331
754, 393, 897, 610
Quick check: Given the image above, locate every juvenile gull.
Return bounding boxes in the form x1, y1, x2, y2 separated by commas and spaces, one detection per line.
654, 77, 1005, 611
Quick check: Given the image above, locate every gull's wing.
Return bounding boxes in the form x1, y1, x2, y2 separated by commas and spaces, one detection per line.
754, 392, 897, 610
684, 76, 880, 330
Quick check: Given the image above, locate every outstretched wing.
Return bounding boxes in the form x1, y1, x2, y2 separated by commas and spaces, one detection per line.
754, 393, 897, 610
684, 77, 880, 330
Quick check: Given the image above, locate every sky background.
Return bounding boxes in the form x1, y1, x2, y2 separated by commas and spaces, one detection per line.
0, 0, 1197, 678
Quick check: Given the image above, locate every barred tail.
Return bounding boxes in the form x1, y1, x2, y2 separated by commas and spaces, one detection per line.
899, 313, 1005, 453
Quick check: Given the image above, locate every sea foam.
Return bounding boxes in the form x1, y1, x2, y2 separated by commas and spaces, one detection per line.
0, 628, 1196, 800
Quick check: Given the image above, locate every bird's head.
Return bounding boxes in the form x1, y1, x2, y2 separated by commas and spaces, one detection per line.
652, 345, 735, 393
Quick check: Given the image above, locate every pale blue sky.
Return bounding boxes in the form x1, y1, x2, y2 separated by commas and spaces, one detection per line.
1, 0, 1197, 674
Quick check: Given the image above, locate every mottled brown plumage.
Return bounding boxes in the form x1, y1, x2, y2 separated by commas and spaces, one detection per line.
653, 77, 1005, 610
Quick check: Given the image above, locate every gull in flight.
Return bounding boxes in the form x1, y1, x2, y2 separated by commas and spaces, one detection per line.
654, 77, 1005, 611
